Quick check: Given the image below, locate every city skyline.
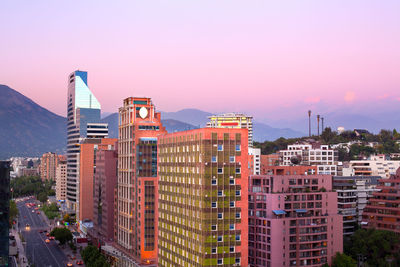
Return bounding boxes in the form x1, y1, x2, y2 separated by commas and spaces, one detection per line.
1, 1, 400, 125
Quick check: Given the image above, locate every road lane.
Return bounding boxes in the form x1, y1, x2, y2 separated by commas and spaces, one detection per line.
17, 199, 70, 267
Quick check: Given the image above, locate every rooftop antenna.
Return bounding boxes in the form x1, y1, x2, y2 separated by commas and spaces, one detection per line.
321, 117, 324, 133
317, 115, 320, 136
308, 110, 312, 137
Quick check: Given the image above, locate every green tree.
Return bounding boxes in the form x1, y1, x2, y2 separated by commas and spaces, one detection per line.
81, 245, 110, 267
321, 127, 336, 144
331, 252, 356, 267
346, 229, 400, 266
9, 200, 18, 226
50, 227, 73, 245
37, 191, 48, 203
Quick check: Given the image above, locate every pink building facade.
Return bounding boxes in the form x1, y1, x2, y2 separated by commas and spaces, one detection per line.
92, 146, 118, 243
249, 175, 342, 267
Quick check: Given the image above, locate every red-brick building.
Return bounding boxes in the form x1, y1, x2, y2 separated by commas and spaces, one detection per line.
362, 168, 400, 233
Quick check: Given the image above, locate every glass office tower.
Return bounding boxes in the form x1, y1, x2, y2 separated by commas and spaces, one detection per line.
66, 71, 105, 217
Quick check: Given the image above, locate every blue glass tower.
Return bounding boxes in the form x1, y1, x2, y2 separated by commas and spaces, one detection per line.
66, 71, 104, 215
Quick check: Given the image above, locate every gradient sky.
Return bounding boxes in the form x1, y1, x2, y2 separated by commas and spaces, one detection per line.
1, 0, 399, 124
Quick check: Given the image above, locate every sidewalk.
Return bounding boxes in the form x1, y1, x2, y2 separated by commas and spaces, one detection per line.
11, 227, 29, 267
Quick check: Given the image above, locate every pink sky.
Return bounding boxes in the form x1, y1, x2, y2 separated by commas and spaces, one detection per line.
1, 1, 399, 122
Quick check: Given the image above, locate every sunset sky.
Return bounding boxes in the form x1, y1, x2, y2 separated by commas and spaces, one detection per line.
1, 0, 399, 126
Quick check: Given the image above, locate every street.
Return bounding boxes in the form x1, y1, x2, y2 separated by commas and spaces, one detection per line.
17, 198, 71, 267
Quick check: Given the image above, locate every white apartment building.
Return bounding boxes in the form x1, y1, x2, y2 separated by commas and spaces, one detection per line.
279, 144, 339, 175
343, 155, 400, 178
249, 147, 261, 175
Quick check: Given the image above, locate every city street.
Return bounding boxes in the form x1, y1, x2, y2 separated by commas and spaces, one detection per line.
17, 198, 71, 267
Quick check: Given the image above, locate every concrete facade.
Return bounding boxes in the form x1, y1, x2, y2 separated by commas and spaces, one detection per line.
158, 128, 249, 267
249, 174, 342, 267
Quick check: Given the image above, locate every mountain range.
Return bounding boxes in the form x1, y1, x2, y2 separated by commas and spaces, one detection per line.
2, 84, 398, 159
0, 84, 306, 159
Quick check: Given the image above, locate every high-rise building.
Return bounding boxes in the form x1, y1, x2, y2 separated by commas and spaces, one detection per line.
40, 152, 60, 181
333, 176, 379, 236
92, 145, 118, 244
56, 158, 67, 202
79, 138, 117, 222
207, 113, 253, 148
158, 128, 249, 267
248, 147, 261, 175
0, 161, 10, 267
362, 168, 400, 233
248, 174, 342, 267
66, 70, 107, 215
116, 97, 167, 265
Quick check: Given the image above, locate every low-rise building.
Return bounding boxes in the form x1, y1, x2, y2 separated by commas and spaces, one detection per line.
279, 143, 339, 175
343, 155, 400, 178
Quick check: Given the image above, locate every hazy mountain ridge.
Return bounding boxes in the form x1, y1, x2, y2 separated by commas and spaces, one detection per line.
0, 84, 66, 159
0, 84, 307, 159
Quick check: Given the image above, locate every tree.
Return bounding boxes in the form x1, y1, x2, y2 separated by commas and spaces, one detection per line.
37, 191, 48, 203
9, 200, 18, 226
50, 227, 73, 245
321, 127, 336, 144
346, 229, 400, 266
81, 245, 110, 267
331, 252, 356, 267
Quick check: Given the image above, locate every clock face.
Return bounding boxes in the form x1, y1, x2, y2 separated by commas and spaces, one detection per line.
139, 107, 148, 119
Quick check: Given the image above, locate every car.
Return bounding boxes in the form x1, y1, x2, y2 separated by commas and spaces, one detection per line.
49, 236, 55, 240
45, 239, 50, 243
70, 255, 76, 260
31, 210, 35, 213
66, 263, 73, 267
46, 233, 50, 237
76, 260, 83, 265
36, 212, 40, 214
25, 224, 30, 230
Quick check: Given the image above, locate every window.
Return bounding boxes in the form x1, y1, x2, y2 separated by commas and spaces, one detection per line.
212, 247, 217, 254
230, 201, 235, 208
235, 144, 241, 151
212, 179, 217, 185
218, 168, 223, 174
235, 190, 241, 196
230, 179, 235, 185
236, 235, 241, 241
212, 202, 217, 208
236, 167, 241, 174
211, 225, 217, 231
230, 246, 235, 253
218, 144, 223, 151
218, 190, 223, 197
235, 258, 241, 264
230, 156, 235, 163
218, 213, 223, 219
236, 212, 241, 219
212, 156, 217, 163
217, 236, 223, 242
229, 224, 235, 230
217, 259, 223, 265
